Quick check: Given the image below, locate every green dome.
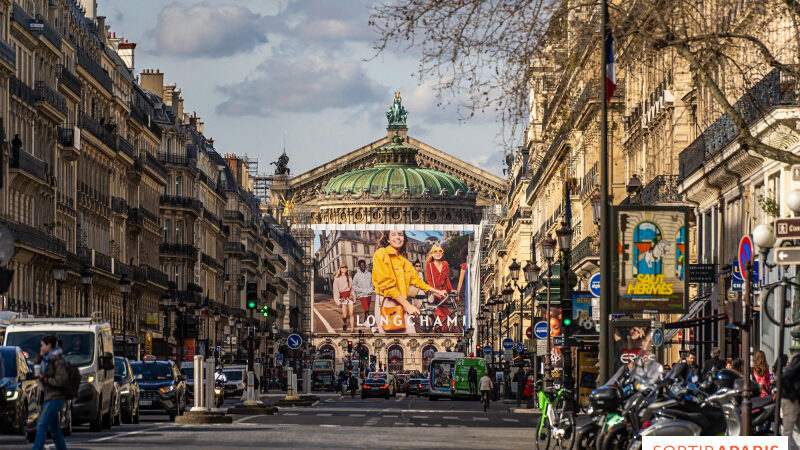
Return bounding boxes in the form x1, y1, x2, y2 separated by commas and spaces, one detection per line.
324, 135, 470, 197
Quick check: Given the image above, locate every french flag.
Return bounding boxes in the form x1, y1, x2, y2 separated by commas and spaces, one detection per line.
605, 6, 616, 103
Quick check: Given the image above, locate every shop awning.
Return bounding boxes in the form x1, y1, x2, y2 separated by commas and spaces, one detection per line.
664, 313, 725, 329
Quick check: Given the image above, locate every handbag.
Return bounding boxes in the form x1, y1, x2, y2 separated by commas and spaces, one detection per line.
339, 279, 351, 299
380, 261, 406, 331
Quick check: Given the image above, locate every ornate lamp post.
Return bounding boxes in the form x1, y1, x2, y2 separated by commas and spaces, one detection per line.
540, 234, 556, 386
118, 274, 131, 359
235, 318, 242, 364
228, 316, 236, 363
54, 264, 66, 317
195, 306, 204, 357
80, 267, 93, 317
502, 284, 514, 344
556, 221, 574, 407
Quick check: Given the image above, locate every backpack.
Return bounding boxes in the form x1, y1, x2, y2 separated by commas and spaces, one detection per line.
63, 360, 81, 400
781, 355, 800, 401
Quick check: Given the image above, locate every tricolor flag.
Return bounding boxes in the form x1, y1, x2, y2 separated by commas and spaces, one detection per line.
605, 6, 616, 103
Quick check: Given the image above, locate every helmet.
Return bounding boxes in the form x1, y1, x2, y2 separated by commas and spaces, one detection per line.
715, 369, 740, 389
216, 366, 223, 371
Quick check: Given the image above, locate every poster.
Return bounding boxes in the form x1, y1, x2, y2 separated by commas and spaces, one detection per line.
577, 350, 598, 407
313, 229, 472, 336
614, 206, 689, 313
611, 319, 654, 370
572, 292, 596, 336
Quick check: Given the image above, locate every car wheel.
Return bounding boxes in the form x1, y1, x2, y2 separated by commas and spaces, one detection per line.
114, 403, 122, 426
89, 409, 103, 431
16, 400, 28, 435
102, 406, 113, 430
169, 413, 177, 422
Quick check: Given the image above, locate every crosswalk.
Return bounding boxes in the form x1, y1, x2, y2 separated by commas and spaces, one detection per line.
273, 411, 522, 425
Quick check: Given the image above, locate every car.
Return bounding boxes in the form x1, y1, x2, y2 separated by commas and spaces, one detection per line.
405, 378, 430, 397
360, 377, 391, 399
113, 357, 140, 424
222, 365, 246, 399
130, 356, 187, 422
180, 362, 195, 402
0, 346, 72, 440
366, 371, 397, 396
395, 374, 408, 393
4, 318, 116, 431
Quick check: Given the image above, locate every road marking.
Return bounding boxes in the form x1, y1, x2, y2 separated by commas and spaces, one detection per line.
383, 414, 398, 418
442, 416, 459, 420
321, 424, 340, 428
317, 413, 332, 416
365, 417, 379, 426
502, 418, 519, 423
284, 413, 299, 416
234, 415, 258, 424
411, 415, 428, 419
350, 413, 365, 417
395, 397, 403, 402
472, 417, 489, 421
87, 425, 170, 443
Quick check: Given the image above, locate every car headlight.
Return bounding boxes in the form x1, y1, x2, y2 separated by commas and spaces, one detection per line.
119, 388, 130, 395
81, 374, 95, 384
5, 389, 19, 401
159, 385, 175, 393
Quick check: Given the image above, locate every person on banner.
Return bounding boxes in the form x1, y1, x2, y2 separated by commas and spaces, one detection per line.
333, 263, 356, 332
372, 230, 447, 335
425, 243, 456, 331
352, 259, 374, 324
410, 261, 428, 309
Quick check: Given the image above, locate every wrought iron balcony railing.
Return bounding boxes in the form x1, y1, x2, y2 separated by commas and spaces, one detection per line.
58, 126, 76, 147
160, 243, 198, 259
0, 217, 66, 255
0, 36, 15, 68
35, 81, 67, 116
159, 195, 202, 215
201, 252, 224, 271
223, 210, 244, 223
571, 236, 599, 264
144, 152, 167, 180
10, 147, 47, 181
79, 111, 117, 150
224, 242, 245, 254
10, 76, 35, 106
157, 151, 195, 167
630, 174, 683, 205
77, 46, 113, 93
117, 135, 135, 160
56, 64, 81, 96
111, 196, 128, 214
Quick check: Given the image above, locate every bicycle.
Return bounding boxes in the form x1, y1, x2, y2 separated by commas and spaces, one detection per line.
534, 381, 575, 450
480, 390, 490, 412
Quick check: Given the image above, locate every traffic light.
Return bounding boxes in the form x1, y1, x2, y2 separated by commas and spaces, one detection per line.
246, 281, 257, 309
476, 345, 482, 355
347, 340, 353, 352
259, 305, 271, 317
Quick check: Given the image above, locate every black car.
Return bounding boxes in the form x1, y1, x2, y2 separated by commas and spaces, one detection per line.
361, 377, 391, 399
130, 357, 186, 422
405, 378, 430, 397
0, 346, 71, 440
114, 357, 140, 424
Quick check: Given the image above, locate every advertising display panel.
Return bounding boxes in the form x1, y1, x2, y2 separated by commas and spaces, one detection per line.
313, 229, 473, 336
613, 206, 689, 313
611, 319, 654, 370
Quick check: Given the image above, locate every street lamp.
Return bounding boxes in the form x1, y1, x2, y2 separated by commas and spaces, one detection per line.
228, 316, 236, 364
591, 193, 602, 226
235, 318, 242, 364
178, 300, 186, 362
540, 233, 556, 386
508, 259, 521, 281
541, 235, 556, 262
787, 188, 800, 215
557, 221, 575, 411
54, 264, 66, 317
118, 274, 131, 359
213, 310, 221, 360
80, 267, 93, 317
195, 306, 203, 357
556, 221, 574, 251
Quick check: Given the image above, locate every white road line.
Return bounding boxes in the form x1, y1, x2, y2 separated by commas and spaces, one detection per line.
472, 417, 489, 421
442, 416, 459, 420
284, 413, 299, 416
364, 417, 380, 426
394, 397, 403, 401
234, 415, 258, 424
411, 415, 428, 419
314, 307, 335, 334
87, 425, 170, 443
383, 414, 398, 418
321, 424, 340, 428
502, 418, 519, 423
317, 413, 332, 416
350, 413, 365, 417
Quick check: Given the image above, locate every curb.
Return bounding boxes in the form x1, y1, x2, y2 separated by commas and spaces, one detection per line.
175, 411, 234, 424
508, 408, 540, 414
227, 405, 278, 415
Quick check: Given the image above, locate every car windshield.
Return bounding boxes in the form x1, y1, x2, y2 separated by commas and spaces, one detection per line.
224, 370, 243, 381
1, 350, 16, 377
313, 361, 332, 370
114, 358, 128, 379
180, 368, 193, 379
431, 360, 454, 388
6, 331, 95, 367
131, 362, 173, 381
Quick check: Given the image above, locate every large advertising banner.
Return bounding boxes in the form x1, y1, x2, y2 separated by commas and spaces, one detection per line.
313, 229, 472, 336
613, 206, 689, 313
611, 319, 654, 370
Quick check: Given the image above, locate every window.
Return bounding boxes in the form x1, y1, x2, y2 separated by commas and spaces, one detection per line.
351, 243, 358, 253
175, 220, 183, 244
768, 172, 781, 216
175, 176, 182, 196
163, 219, 171, 242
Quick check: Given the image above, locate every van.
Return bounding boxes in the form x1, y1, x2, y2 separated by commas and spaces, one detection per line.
4, 317, 116, 431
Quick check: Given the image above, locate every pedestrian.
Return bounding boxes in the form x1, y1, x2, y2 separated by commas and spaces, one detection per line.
33, 335, 68, 450
349, 373, 358, 398
753, 350, 772, 397
731, 358, 744, 375
780, 353, 800, 438
685, 352, 700, 383
352, 259, 374, 324
468, 365, 478, 396
702, 347, 724, 376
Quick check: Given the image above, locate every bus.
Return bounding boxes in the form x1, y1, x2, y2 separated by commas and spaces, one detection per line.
453, 357, 486, 399
427, 351, 464, 400
312, 359, 334, 390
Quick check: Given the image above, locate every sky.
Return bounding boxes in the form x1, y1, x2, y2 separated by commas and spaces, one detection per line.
99, 0, 508, 177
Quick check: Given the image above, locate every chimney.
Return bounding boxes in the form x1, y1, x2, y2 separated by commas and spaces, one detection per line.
139, 69, 164, 99
96, 16, 106, 43
163, 84, 176, 107
77, 0, 97, 19
173, 90, 183, 118
118, 40, 136, 73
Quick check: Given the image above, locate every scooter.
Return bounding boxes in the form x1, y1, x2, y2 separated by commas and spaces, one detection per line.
214, 380, 225, 407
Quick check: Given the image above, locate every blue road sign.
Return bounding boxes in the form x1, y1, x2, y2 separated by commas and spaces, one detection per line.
534, 321, 549, 339
287, 333, 303, 350
732, 261, 760, 291
502, 337, 514, 350
276, 353, 283, 361
652, 329, 664, 347
516, 342, 524, 352
589, 273, 601, 297
739, 235, 753, 276
483, 345, 493, 356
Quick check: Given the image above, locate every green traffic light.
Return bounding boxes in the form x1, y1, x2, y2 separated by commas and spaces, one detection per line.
563, 318, 572, 326
247, 300, 256, 309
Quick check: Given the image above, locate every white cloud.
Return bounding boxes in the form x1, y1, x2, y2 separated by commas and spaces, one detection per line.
215, 54, 387, 116
153, 3, 268, 57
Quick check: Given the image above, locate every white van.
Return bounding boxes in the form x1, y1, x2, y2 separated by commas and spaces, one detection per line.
4, 317, 116, 431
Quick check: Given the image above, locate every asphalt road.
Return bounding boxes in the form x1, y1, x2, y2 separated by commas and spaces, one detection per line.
0, 392, 543, 449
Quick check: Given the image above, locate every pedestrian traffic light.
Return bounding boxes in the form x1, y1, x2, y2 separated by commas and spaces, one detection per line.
347, 340, 353, 352
246, 281, 257, 309
259, 305, 271, 317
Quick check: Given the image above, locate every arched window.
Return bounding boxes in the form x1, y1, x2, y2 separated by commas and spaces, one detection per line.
387, 345, 404, 373
318, 344, 335, 361
421, 345, 437, 371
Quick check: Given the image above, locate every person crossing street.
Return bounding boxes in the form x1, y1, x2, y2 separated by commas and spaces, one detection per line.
33, 335, 69, 450
479, 372, 494, 411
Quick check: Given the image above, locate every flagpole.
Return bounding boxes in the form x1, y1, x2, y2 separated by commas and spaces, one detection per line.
599, 0, 612, 383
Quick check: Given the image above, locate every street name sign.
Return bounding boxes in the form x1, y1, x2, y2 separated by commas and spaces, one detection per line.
774, 247, 800, 265
502, 337, 514, 350
775, 218, 800, 239
287, 333, 303, 350
534, 321, 549, 339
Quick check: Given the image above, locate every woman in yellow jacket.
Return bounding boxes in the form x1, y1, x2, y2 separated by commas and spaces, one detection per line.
372, 230, 447, 334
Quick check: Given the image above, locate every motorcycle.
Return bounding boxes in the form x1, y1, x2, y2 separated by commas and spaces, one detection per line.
214, 380, 225, 407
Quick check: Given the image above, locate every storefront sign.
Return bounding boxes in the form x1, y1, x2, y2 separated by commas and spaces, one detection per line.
687, 264, 716, 283
613, 206, 689, 313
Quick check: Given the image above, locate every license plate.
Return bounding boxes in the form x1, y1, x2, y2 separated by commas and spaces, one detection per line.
139, 400, 152, 406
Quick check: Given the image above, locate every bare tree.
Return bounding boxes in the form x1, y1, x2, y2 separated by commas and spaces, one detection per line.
371, 0, 800, 163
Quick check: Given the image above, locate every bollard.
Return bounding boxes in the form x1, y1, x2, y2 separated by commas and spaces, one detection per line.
286, 367, 296, 397
302, 368, 311, 394
191, 355, 206, 412
206, 357, 216, 410
245, 371, 257, 405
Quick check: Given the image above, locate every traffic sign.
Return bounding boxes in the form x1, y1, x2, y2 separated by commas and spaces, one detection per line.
482, 345, 493, 356
774, 247, 800, 265
526, 327, 532, 339
502, 337, 514, 350
738, 235, 754, 276
536, 339, 547, 356
553, 336, 564, 347
732, 261, 759, 291
652, 329, 664, 347
776, 218, 800, 239
589, 273, 601, 297
287, 333, 303, 350
534, 321, 548, 339
276, 353, 283, 361
516, 342, 524, 352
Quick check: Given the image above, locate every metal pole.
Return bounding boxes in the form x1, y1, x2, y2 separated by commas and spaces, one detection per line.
775, 278, 787, 436
122, 292, 127, 359
545, 267, 552, 386
742, 261, 753, 436
56, 281, 62, 317
599, 0, 612, 384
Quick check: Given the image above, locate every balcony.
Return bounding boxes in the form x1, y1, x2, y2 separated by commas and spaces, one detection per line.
111, 196, 128, 215
77, 46, 113, 93
629, 175, 682, 205
160, 243, 198, 259
264, 260, 276, 275
271, 254, 287, 269
223, 210, 244, 223
0, 217, 66, 256
159, 195, 202, 215
157, 151, 196, 167
56, 64, 81, 96
203, 209, 222, 229
144, 152, 167, 180
571, 236, 599, 266
224, 242, 245, 254
10, 147, 47, 182
139, 207, 160, 226
201, 252, 224, 271
242, 250, 259, 263
274, 277, 288, 293
144, 265, 169, 288
57, 126, 80, 161
126, 157, 143, 183
679, 69, 800, 181
125, 208, 143, 234
0, 36, 15, 70
117, 135, 135, 160
79, 112, 117, 151
10, 76, 35, 106
35, 81, 67, 117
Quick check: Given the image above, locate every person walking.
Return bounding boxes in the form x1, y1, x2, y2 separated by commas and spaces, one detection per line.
753, 350, 772, 398
468, 365, 478, 396
479, 372, 494, 409
352, 260, 374, 324
702, 347, 725, 377
349, 373, 358, 398
781, 353, 800, 439
33, 335, 68, 450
